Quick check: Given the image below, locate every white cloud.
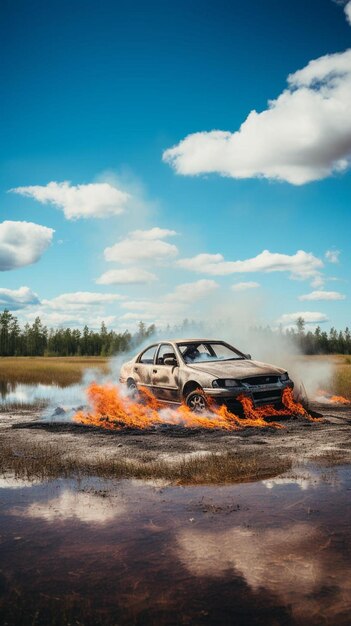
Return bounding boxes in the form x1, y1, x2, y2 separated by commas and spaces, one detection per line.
120, 312, 155, 321
104, 228, 178, 264
121, 279, 218, 324
96, 268, 158, 285
177, 250, 323, 281
129, 227, 177, 240
277, 311, 328, 325
163, 49, 351, 185
231, 281, 260, 291
0, 221, 54, 271
345, 1, 351, 25
325, 249, 340, 263
17, 291, 126, 328
0, 286, 40, 310
42, 291, 125, 311
10, 181, 130, 220
311, 275, 325, 288
20, 309, 118, 329
298, 290, 345, 301
167, 279, 219, 302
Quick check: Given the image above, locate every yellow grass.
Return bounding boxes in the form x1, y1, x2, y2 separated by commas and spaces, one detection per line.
315, 355, 351, 399
0, 356, 109, 386
0, 354, 350, 397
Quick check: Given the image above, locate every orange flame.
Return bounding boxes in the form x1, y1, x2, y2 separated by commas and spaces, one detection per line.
316, 389, 350, 405
73, 383, 317, 431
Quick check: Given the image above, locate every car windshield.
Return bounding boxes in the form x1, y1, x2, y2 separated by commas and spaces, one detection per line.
177, 342, 245, 364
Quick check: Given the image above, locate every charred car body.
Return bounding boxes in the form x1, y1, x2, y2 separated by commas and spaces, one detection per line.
120, 339, 294, 412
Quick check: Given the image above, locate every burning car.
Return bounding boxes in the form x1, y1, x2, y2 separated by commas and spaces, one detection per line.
119, 339, 294, 413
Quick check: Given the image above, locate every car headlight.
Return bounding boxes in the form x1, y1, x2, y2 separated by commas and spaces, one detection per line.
280, 372, 289, 382
212, 379, 239, 388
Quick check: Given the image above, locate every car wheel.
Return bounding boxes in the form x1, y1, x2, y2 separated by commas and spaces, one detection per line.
127, 379, 138, 399
185, 390, 208, 413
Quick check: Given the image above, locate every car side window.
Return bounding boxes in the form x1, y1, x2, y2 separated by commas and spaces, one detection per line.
139, 345, 157, 364
156, 344, 177, 366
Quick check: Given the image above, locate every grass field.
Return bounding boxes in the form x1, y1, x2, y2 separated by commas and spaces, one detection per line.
332, 359, 351, 399
298, 354, 351, 399
0, 356, 109, 386
0, 354, 350, 397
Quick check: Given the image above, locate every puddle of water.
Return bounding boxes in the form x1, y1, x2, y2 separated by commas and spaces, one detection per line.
0, 381, 85, 412
0, 466, 350, 625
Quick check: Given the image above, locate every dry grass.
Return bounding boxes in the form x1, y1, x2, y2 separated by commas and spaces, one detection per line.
297, 355, 351, 400
0, 401, 48, 412
0, 357, 109, 386
332, 364, 351, 399
0, 440, 291, 485
310, 449, 351, 467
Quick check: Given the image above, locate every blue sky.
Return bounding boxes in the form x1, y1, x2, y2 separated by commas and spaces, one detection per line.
1, 0, 350, 331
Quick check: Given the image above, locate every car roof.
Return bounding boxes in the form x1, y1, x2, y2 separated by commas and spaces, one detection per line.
158, 338, 226, 344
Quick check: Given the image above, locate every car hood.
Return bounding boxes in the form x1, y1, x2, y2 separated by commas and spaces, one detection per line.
186, 359, 285, 379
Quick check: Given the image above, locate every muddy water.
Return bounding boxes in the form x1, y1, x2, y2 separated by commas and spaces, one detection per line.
0, 467, 350, 625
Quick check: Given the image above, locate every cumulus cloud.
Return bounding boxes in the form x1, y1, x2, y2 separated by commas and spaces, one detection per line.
121, 279, 218, 324
10, 181, 130, 220
231, 281, 260, 291
345, 1, 351, 24
0, 286, 40, 310
129, 227, 177, 240
298, 290, 345, 301
96, 268, 158, 285
42, 291, 125, 311
277, 311, 328, 325
325, 249, 340, 263
163, 48, 351, 184
17, 291, 126, 328
0, 221, 54, 271
167, 279, 219, 302
20, 309, 118, 329
104, 228, 178, 265
177, 249, 323, 281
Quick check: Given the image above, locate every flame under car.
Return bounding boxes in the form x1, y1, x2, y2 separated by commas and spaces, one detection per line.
119, 339, 294, 413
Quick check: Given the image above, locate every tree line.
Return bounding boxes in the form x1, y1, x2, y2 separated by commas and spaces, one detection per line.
0, 310, 350, 357
0, 311, 153, 357
250, 317, 351, 355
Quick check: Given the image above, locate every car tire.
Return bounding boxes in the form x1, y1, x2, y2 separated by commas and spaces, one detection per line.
185, 390, 208, 413
127, 379, 138, 400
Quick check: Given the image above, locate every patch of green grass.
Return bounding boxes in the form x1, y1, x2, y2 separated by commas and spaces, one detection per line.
0, 440, 291, 485
0, 357, 109, 387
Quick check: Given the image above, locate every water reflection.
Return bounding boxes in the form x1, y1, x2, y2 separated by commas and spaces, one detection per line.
15, 488, 126, 523
0, 469, 350, 625
0, 381, 85, 411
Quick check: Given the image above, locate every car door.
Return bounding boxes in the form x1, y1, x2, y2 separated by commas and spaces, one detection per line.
151, 343, 180, 402
132, 344, 158, 389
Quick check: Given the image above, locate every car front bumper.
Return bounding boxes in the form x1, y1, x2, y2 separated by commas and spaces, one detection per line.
203, 381, 294, 408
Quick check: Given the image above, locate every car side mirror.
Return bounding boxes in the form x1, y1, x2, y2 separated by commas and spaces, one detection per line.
245, 353, 252, 360
164, 357, 177, 367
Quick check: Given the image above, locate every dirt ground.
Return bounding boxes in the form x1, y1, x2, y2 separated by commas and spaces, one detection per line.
1, 401, 351, 470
